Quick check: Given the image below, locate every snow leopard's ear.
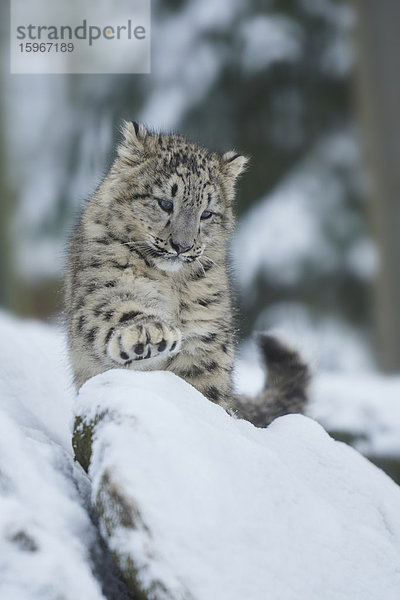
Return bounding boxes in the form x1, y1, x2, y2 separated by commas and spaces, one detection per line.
221, 151, 249, 180
121, 120, 148, 144
118, 121, 148, 163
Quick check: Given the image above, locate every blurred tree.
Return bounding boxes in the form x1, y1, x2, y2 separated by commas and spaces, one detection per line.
354, 0, 400, 371
3, 0, 373, 365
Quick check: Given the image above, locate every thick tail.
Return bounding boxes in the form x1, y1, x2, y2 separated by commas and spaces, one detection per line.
233, 334, 310, 428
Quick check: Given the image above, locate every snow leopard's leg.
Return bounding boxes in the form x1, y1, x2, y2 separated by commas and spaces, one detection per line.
68, 290, 182, 388
167, 329, 235, 413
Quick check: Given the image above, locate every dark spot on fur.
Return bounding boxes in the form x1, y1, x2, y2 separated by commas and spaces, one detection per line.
170, 341, 177, 351
77, 315, 85, 333
74, 297, 85, 310
134, 343, 144, 355
86, 282, 97, 294
202, 360, 219, 372
171, 183, 178, 197
86, 327, 98, 345
206, 386, 220, 403
201, 332, 217, 343
145, 348, 151, 359
120, 351, 129, 361
119, 311, 140, 324
107, 231, 124, 243
221, 343, 228, 354
105, 327, 115, 344
109, 261, 127, 271
104, 280, 117, 288
197, 297, 212, 307
179, 365, 204, 378
189, 269, 205, 281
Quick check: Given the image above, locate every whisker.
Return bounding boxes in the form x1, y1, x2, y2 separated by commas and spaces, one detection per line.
195, 258, 206, 277
201, 254, 223, 270
122, 240, 149, 247
202, 254, 216, 266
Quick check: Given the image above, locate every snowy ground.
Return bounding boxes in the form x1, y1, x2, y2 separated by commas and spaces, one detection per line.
1, 311, 400, 599
0, 313, 105, 599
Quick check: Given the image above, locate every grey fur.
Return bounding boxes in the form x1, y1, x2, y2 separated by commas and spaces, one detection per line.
64, 122, 309, 424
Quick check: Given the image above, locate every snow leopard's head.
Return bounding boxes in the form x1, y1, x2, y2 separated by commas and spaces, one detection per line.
104, 121, 248, 272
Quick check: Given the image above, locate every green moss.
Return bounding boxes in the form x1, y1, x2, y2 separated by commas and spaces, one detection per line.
73, 414, 193, 598
72, 413, 105, 472
95, 469, 178, 600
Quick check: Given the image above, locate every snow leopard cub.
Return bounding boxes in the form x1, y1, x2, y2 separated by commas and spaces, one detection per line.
65, 122, 246, 412
65, 122, 309, 423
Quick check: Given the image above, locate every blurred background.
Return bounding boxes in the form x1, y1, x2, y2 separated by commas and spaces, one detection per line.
1, 1, 400, 478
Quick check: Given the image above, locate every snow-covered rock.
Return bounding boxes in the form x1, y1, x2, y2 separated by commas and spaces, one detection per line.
2, 310, 400, 599
75, 369, 400, 600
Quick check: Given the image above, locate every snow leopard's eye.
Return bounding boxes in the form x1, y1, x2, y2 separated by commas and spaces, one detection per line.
201, 210, 212, 220
157, 198, 173, 213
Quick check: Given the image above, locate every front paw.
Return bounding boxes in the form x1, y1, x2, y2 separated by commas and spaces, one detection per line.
107, 319, 182, 365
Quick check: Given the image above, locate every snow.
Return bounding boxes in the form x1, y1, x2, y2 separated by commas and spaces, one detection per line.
235, 347, 400, 459
0, 411, 104, 600
0, 312, 73, 449
240, 15, 303, 73
0, 312, 105, 599
312, 372, 400, 457
78, 369, 400, 600
1, 309, 400, 599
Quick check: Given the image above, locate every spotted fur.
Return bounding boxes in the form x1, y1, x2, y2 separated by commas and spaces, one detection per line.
65, 122, 309, 423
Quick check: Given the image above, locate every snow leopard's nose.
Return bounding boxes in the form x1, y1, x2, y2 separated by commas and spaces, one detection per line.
170, 239, 194, 255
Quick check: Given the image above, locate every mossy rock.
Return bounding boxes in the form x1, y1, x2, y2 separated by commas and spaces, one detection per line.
72, 411, 192, 600
72, 414, 97, 473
